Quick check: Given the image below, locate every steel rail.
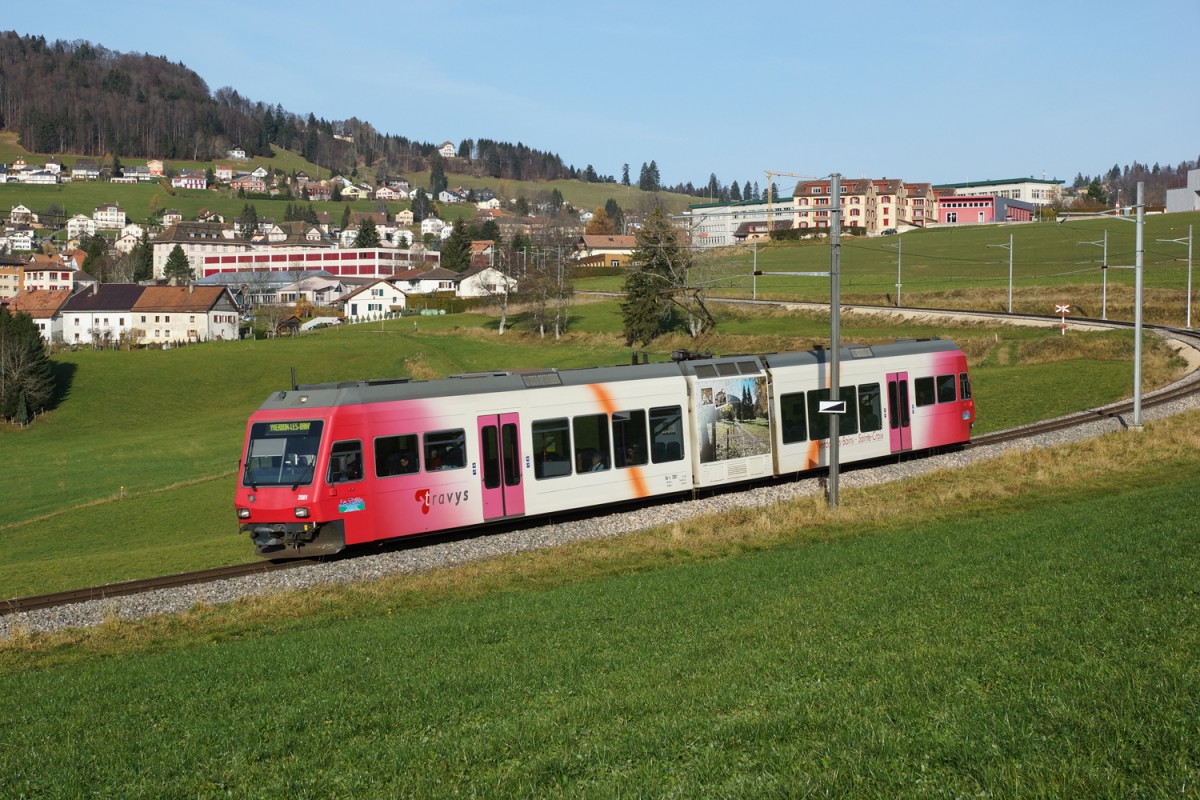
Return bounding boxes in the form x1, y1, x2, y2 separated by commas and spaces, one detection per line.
1, 558, 321, 617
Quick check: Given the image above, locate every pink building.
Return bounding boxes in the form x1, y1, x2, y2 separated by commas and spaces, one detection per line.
937, 194, 1034, 225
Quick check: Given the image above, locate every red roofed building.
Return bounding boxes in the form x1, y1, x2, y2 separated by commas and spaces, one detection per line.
132, 285, 242, 344
7, 289, 72, 342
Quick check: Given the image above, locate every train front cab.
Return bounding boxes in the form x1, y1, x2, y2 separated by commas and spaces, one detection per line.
236, 406, 351, 557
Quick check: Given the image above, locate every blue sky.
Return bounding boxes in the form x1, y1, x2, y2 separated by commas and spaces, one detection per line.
6, 1, 1197, 189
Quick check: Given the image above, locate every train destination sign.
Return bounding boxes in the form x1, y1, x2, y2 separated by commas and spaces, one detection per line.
818, 400, 847, 414
268, 421, 313, 434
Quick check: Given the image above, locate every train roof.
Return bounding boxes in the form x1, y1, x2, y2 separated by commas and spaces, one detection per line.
257, 361, 688, 412
253, 338, 960, 413
761, 337, 960, 368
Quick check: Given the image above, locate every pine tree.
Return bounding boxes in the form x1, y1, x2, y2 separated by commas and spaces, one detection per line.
0, 307, 55, 423
163, 244, 193, 284
131, 234, 154, 282
352, 217, 382, 248
411, 189, 430, 222
604, 198, 624, 233
430, 156, 448, 196
622, 164, 630, 186
440, 220, 472, 272
477, 219, 501, 245
237, 203, 258, 240
621, 207, 684, 346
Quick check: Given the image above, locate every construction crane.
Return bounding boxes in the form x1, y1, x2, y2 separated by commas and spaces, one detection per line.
764, 170, 809, 233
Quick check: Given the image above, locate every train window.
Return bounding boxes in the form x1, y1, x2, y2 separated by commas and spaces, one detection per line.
328, 440, 363, 484
480, 425, 501, 489
424, 429, 466, 471
779, 392, 807, 443
858, 383, 883, 432
717, 362, 739, 377
501, 423, 521, 487
936, 374, 957, 403
959, 372, 972, 400
375, 434, 420, 477
806, 386, 858, 441
243, 420, 323, 487
914, 377, 936, 407
650, 406, 685, 463
533, 418, 571, 479
574, 414, 611, 472
612, 410, 649, 467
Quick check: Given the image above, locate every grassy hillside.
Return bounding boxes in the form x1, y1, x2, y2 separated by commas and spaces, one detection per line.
578, 210, 1200, 326
0, 296, 1185, 597
401, 168, 696, 214
2, 410, 1198, 796
2, 131, 692, 226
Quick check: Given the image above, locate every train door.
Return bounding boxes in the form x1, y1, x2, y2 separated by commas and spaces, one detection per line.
887, 372, 912, 452
477, 413, 525, 520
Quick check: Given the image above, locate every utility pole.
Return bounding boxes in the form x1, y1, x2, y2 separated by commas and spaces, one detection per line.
1058, 184, 1145, 430
1133, 182, 1144, 429
987, 234, 1014, 313
752, 239, 757, 300
1156, 224, 1193, 329
883, 237, 901, 307
828, 173, 842, 509
1078, 230, 1109, 320
748, 169, 840, 508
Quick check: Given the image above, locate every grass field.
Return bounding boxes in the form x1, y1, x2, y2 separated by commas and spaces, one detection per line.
577, 210, 1200, 327
401, 169, 696, 214
2, 409, 1197, 797
0, 295, 1184, 599
5, 128, 1200, 793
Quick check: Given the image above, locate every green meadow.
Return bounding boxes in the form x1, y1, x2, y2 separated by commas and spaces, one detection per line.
2, 408, 1197, 797
3, 133, 1199, 793
0, 295, 1183, 599
579, 210, 1200, 327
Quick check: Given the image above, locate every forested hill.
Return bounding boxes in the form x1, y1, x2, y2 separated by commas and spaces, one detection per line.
0, 32, 578, 182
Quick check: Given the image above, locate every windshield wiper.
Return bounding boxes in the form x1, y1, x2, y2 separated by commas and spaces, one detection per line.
291, 465, 314, 491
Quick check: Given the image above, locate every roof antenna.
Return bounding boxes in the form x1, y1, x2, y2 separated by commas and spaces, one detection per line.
290, 367, 297, 391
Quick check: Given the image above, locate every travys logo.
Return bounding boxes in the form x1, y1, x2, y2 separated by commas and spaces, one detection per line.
415, 488, 470, 514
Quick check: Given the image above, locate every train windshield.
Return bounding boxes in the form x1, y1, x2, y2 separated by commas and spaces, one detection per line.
243, 420, 325, 488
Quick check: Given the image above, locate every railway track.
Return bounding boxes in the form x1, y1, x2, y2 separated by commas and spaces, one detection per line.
7, 318, 1199, 622
1, 559, 321, 618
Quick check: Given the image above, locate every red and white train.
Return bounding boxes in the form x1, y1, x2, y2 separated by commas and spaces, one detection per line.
235, 339, 974, 556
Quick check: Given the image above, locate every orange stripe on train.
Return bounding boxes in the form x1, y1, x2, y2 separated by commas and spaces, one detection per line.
587, 383, 650, 498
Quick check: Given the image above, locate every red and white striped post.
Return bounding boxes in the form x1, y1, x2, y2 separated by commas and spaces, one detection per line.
1056, 303, 1070, 335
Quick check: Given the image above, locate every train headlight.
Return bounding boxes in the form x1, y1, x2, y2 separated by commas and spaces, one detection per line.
237, 508, 251, 519
294, 507, 310, 519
